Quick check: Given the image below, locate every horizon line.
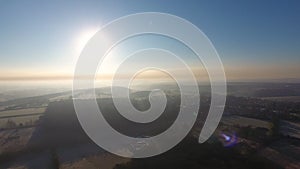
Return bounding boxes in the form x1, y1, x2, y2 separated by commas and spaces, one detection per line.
0, 75, 299, 83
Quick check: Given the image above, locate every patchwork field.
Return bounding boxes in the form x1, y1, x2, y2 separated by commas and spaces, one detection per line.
0, 108, 46, 128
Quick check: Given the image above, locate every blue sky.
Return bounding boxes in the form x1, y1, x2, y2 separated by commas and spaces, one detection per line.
0, 0, 299, 80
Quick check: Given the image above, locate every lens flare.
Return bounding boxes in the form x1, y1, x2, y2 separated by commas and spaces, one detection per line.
220, 132, 237, 147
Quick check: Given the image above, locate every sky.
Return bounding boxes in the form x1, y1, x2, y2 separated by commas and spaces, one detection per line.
0, 0, 300, 81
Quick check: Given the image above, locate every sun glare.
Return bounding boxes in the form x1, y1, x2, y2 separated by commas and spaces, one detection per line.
66, 27, 99, 70
76, 28, 99, 54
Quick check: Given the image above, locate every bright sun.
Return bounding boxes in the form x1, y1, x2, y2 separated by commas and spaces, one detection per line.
67, 28, 99, 67
75, 28, 99, 54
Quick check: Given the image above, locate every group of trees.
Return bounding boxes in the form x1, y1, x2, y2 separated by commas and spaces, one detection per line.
1, 119, 35, 130
114, 137, 282, 169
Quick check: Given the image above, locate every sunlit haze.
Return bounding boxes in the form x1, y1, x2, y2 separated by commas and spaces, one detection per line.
0, 0, 299, 85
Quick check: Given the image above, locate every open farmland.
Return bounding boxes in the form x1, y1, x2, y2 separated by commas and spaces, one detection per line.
222, 115, 272, 129
0, 108, 46, 129
0, 108, 45, 117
